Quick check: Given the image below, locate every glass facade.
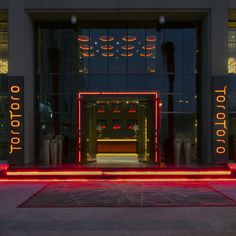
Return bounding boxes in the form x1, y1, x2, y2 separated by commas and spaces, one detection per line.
0, 21, 8, 161
228, 22, 236, 161
36, 22, 198, 166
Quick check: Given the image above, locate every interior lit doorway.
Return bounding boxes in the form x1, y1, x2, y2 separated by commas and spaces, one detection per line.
77, 92, 160, 165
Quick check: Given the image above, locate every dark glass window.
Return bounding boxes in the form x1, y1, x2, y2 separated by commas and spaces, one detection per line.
228, 23, 236, 161
36, 22, 198, 165
0, 20, 8, 161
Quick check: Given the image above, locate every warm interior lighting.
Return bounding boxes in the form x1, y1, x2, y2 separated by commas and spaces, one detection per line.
77, 91, 160, 163
128, 109, 137, 113
0, 59, 8, 74
228, 57, 236, 73
140, 52, 153, 57
146, 35, 157, 42
121, 45, 135, 50
97, 139, 137, 142
112, 124, 121, 130
82, 52, 95, 57
99, 35, 114, 42
228, 22, 236, 28
100, 45, 114, 50
120, 52, 133, 57
80, 44, 93, 50
121, 35, 137, 42
96, 153, 138, 157
142, 45, 156, 50
97, 109, 105, 113
112, 110, 121, 113
102, 52, 114, 57
77, 35, 89, 42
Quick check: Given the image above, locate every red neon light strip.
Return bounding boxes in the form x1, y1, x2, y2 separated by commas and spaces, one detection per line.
79, 92, 159, 95
155, 94, 159, 163
7, 171, 103, 176
6, 170, 231, 176
0, 178, 235, 183
77, 94, 81, 163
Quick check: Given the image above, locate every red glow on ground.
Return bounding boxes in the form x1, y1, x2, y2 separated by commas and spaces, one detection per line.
0, 178, 236, 183
0, 164, 9, 171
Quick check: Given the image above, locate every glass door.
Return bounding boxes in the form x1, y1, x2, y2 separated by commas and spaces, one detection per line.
83, 97, 155, 164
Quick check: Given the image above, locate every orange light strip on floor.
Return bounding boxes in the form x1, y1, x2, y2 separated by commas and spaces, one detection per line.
0, 178, 236, 183
6, 170, 231, 176
103, 171, 231, 176
7, 171, 103, 176
96, 139, 137, 142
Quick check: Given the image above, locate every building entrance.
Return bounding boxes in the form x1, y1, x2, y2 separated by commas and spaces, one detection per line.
77, 92, 160, 165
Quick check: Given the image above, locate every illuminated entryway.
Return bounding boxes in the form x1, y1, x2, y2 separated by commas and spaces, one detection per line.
77, 92, 160, 165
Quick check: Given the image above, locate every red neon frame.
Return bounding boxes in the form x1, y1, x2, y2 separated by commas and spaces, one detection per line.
76, 91, 160, 164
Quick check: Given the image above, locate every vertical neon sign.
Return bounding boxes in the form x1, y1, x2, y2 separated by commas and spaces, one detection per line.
213, 78, 228, 164
8, 77, 24, 164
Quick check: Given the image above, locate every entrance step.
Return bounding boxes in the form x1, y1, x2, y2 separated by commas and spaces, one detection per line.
0, 166, 234, 181
96, 154, 139, 163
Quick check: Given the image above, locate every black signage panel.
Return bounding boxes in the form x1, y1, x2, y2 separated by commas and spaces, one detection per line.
212, 77, 228, 165
8, 76, 24, 165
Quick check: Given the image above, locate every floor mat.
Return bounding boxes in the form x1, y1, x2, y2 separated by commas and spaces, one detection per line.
19, 182, 236, 207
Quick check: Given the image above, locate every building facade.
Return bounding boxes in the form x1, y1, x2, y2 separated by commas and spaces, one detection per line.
0, 0, 236, 168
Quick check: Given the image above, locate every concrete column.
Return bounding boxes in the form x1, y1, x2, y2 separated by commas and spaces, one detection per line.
8, 0, 25, 76
211, 0, 228, 164
211, 0, 228, 76
200, 0, 228, 165
8, 0, 35, 164
24, 13, 35, 164
200, 13, 212, 164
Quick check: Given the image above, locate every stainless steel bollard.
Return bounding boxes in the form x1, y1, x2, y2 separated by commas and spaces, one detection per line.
55, 135, 64, 165
174, 138, 182, 166
43, 139, 51, 165
184, 138, 191, 166
50, 139, 59, 165
43, 134, 54, 165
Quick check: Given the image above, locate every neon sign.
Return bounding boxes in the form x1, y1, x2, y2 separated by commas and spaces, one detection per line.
8, 77, 24, 164
9, 85, 22, 154
213, 85, 228, 159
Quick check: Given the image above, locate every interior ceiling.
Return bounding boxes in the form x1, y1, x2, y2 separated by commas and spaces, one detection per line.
229, 11, 236, 21
0, 12, 7, 21
29, 11, 206, 22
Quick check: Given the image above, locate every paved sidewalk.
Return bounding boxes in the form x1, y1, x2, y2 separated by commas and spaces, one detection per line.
1, 181, 236, 236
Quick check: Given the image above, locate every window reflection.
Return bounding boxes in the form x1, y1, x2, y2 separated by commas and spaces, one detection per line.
0, 22, 8, 74
37, 22, 198, 164
228, 29, 236, 74
0, 20, 8, 161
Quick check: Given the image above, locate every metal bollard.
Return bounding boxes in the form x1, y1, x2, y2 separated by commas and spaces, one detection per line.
55, 135, 64, 165
50, 139, 59, 165
43, 139, 51, 165
174, 138, 182, 166
184, 138, 191, 166
43, 134, 54, 165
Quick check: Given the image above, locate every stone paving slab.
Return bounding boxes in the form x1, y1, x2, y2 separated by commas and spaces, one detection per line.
1, 181, 236, 235
18, 182, 236, 207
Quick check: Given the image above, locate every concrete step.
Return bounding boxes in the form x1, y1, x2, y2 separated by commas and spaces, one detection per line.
0, 167, 233, 181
